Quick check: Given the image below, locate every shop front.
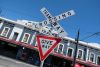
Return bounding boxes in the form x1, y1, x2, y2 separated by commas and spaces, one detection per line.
43, 55, 72, 67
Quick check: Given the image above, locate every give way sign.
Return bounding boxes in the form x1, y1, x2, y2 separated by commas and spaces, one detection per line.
36, 35, 61, 61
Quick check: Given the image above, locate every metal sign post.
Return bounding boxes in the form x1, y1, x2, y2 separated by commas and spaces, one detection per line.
40, 61, 44, 67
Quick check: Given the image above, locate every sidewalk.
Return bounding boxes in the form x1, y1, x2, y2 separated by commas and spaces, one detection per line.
0, 55, 38, 67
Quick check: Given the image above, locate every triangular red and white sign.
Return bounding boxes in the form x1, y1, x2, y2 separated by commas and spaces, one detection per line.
36, 35, 61, 61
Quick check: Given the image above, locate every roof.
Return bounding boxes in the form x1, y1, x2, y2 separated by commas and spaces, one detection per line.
0, 17, 39, 30
64, 36, 100, 50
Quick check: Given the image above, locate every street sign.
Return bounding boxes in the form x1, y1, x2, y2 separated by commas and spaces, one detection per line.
40, 7, 67, 37
36, 35, 61, 61
55, 10, 75, 21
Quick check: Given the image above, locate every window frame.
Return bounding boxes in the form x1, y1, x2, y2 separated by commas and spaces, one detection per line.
22, 33, 30, 43
1, 27, 10, 37
57, 43, 64, 54
96, 55, 100, 65
12, 32, 19, 40
67, 47, 74, 57
77, 49, 84, 60
89, 52, 95, 63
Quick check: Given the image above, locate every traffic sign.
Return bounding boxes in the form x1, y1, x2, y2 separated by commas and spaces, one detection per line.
36, 35, 61, 61
40, 7, 67, 37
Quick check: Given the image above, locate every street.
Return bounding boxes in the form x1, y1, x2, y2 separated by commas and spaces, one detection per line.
0, 55, 38, 67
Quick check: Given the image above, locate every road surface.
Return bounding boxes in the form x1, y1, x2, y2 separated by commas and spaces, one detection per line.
0, 55, 38, 67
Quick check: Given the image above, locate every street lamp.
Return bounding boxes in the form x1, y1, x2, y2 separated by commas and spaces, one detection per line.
72, 31, 100, 67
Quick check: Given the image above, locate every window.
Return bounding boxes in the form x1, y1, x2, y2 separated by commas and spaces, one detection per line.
57, 43, 64, 54
89, 53, 95, 62
97, 56, 100, 65
12, 32, 19, 40
63, 39, 68, 43
0, 19, 2, 23
1, 27, 10, 37
67, 47, 74, 57
22, 33, 30, 43
77, 49, 84, 59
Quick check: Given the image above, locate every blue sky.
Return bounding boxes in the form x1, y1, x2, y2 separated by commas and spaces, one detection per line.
0, 0, 100, 43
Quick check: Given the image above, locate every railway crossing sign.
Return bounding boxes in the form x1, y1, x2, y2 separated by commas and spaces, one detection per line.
31, 8, 75, 37
36, 35, 61, 61
40, 7, 70, 37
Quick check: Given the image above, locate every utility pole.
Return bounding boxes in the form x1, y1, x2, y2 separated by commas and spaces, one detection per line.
72, 31, 100, 67
72, 29, 80, 67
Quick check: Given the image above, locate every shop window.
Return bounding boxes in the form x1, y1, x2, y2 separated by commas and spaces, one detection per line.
67, 47, 74, 57
57, 43, 64, 54
97, 56, 100, 65
89, 53, 95, 62
77, 49, 84, 59
1, 27, 10, 37
22, 33, 30, 43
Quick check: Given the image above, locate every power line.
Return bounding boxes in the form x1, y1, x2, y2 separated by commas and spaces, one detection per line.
81, 32, 100, 41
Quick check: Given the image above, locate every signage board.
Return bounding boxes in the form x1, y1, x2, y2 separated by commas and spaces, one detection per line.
36, 35, 61, 61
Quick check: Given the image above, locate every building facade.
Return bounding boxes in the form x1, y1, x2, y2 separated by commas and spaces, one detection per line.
0, 17, 100, 67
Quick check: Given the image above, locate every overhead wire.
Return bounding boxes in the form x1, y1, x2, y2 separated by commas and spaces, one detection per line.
81, 32, 100, 41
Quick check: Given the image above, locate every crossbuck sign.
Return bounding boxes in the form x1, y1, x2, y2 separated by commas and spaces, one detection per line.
40, 7, 74, 37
